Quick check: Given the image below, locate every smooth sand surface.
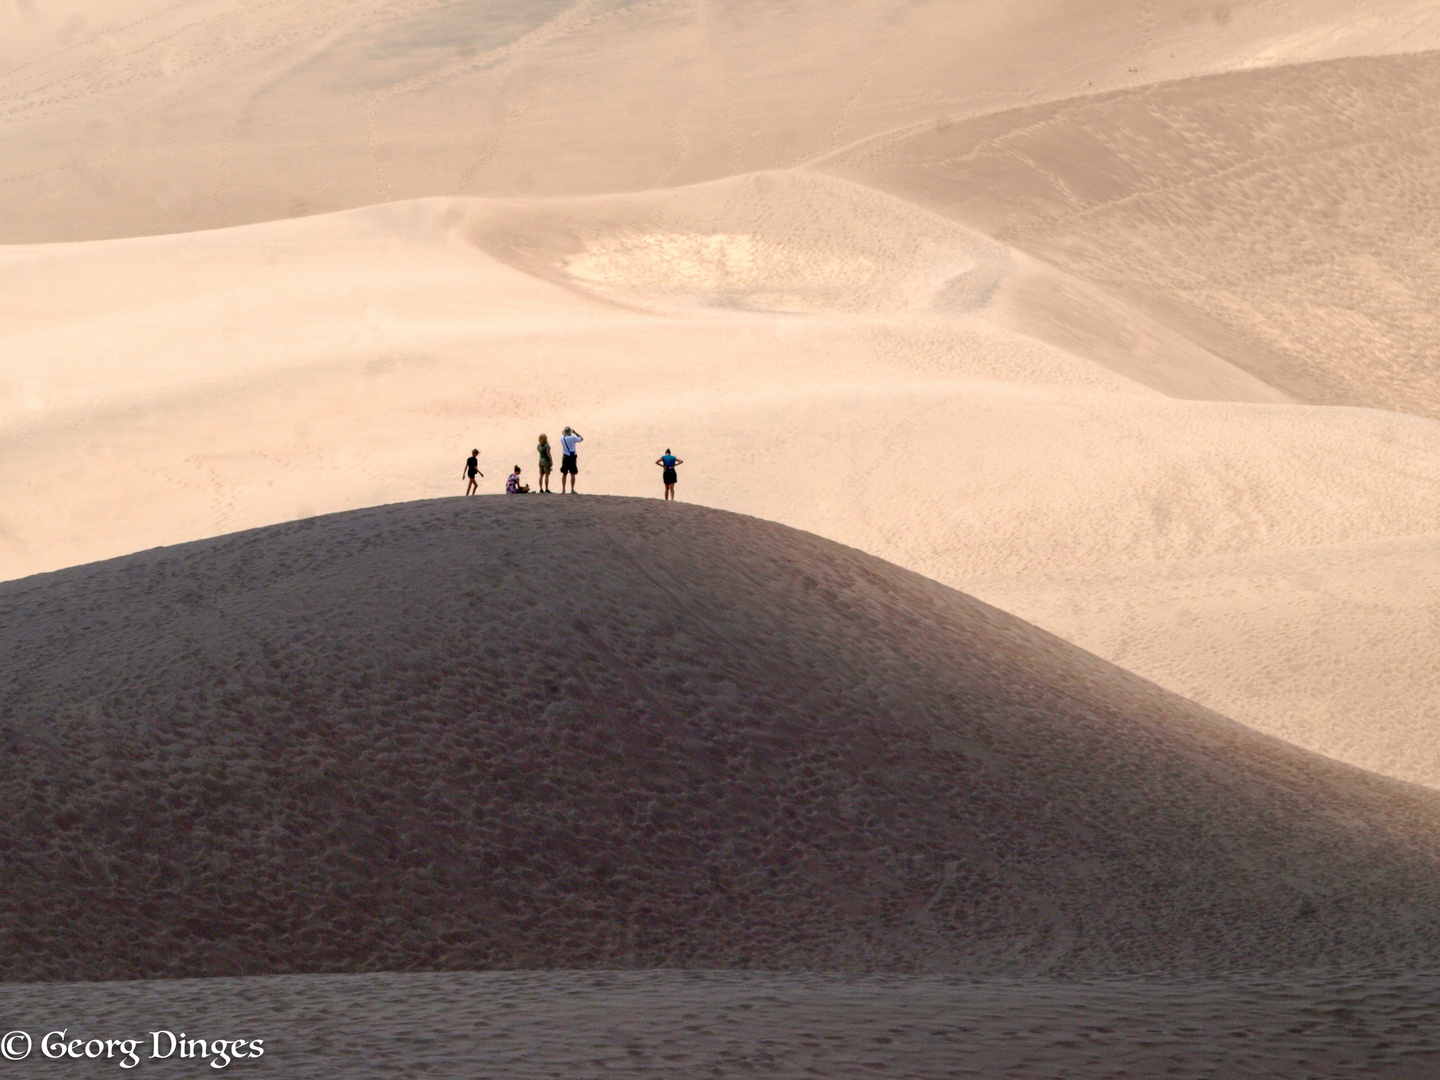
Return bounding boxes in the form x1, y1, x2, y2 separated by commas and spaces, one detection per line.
6, 499, 1440, 982
5, 0, 1440, 243
826, 51, 1440, 420
3, 969, 1439, 1078
980, 535, 1440, 791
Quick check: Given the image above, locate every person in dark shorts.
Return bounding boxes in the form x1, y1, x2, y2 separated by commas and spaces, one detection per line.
537, 434, 553, 492
655, 449, 683, 500
505, 466, 530, 494
559, 426, 583, 493
462, 449, 483, 496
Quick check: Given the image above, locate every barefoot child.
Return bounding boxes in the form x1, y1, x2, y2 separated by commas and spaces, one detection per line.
463, 449, 483, 495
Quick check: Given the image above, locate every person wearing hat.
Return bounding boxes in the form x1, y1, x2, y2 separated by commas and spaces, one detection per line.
559, 426, 583, 493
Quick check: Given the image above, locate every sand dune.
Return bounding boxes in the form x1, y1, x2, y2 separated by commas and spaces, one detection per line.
6, 499, 1440, 982
10, 0, 1440, 1071
466, 170, 1285, 401
805, 49, 1440, 784
0, 182, 1145, 578
8, 173, 1440, 793
6, 969, 1440, 1078
982, 534, 1440, 789
826, 51, 1440, 419
7, 8, 1440, 812
6, 178, 1431, 594
5, 0, 1440, 242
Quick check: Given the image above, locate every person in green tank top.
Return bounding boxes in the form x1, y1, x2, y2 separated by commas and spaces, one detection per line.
537, 434, 553, 493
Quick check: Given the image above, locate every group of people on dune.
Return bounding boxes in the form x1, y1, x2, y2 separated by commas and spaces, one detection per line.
463, 427, 684, 500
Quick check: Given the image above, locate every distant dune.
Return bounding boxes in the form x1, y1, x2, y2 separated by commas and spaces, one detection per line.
463, 171, 1281, 402
3, 0, 1440, 243
4, 498, 1440, 982
987, 534, 1440, 791
825, 52, 1440, 420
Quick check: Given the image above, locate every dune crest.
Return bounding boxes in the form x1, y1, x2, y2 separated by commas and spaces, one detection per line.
5, 499, 1440, 981
6, 174, 1440, 795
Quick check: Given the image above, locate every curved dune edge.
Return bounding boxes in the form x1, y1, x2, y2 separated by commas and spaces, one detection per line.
4, 497, 1440, 981
4, 0, 1440, 244
823, 50, 1440, 419
459, 173, 1283, 403
7, 187, 1440, 796
977, 533, 1440, 791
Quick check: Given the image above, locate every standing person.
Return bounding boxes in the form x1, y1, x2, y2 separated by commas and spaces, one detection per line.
559, 426, 583, 493
462, 449, 483, 496
506, 466, 531, 494
536, 434, 553, 493
655, 449, 683, 501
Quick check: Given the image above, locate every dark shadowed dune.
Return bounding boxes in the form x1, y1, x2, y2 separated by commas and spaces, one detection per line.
3, 496, 1440, 982
10, 969, 1440, 1079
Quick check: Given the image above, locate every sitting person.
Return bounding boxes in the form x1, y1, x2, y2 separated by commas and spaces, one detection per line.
505, 466, 531, 494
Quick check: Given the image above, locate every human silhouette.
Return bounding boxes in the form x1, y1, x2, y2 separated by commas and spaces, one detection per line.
559, 427, 583, 493
656, 449, 683, 500
462, 449, 482, 496
537, 434, 553, 493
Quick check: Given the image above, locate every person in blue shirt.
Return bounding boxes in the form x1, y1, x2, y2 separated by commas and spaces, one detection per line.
655, 449, 683, 500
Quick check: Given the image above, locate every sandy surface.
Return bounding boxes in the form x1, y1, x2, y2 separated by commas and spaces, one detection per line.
7, 171, 1440, 790
979, 535, 1440, 791
5, 499, 1440, 983
8, 6, 1440, 796
11, 3, 1440, 1068
6, 0, 1440, 243
826, 51, 1440, 420
2, 968, 1439, 1078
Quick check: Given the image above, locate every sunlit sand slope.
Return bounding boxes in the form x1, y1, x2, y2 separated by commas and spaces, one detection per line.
5, 498, 1440, 982
5, 0, 1440, 242
982, 535, 1440, 790
3, 181, 1423, 591
0, 179, 1307, 584
826, 51, 1440, 418
466, 171, 1282, 402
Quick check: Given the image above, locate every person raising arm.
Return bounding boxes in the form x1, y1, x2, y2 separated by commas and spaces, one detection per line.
559, 427, 583, 493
